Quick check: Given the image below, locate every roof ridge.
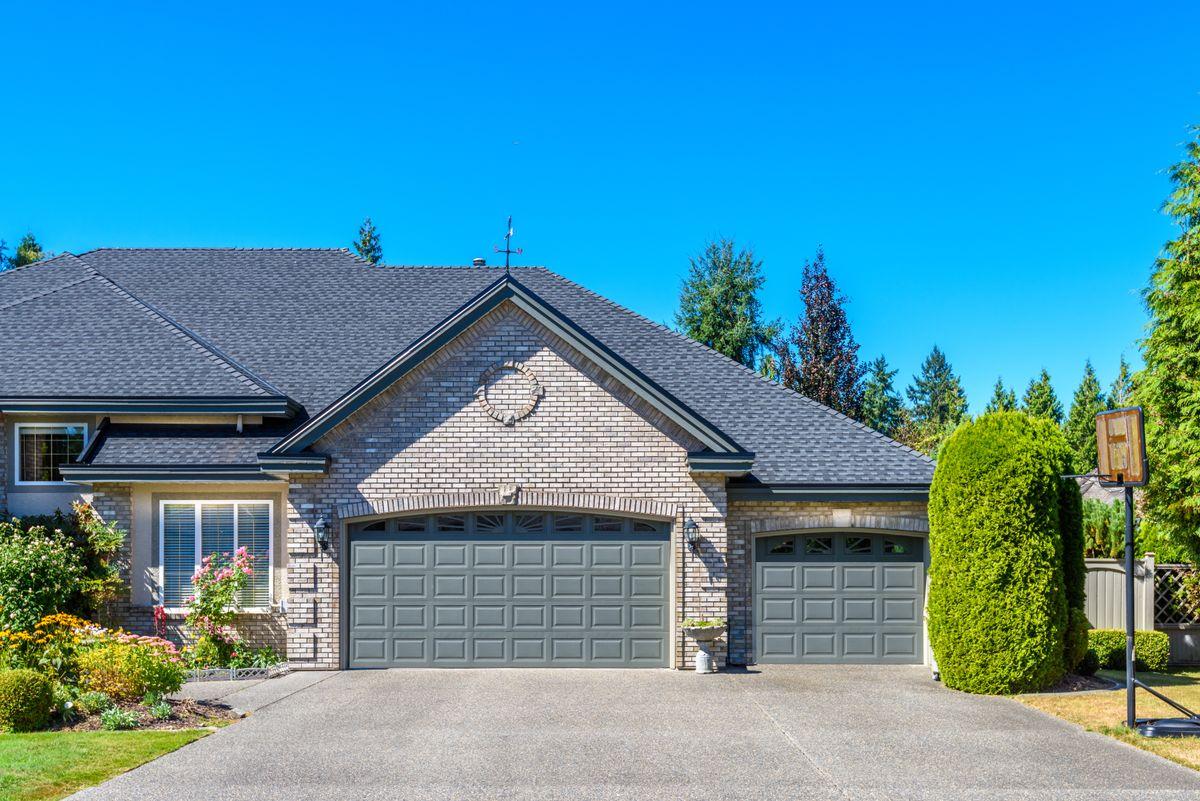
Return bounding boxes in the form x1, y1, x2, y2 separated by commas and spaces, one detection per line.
0, 273, 96, 311
78, 261, 285, 398
533, 267, 934, 465
80, 247, 357, 253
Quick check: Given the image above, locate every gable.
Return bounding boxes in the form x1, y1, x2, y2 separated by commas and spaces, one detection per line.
313, 302, 708, 490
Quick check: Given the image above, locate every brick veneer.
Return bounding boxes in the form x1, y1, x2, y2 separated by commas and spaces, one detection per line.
285, 301, 729, 669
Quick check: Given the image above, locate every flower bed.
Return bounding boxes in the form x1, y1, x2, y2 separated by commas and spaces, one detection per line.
54, 697, 240, 732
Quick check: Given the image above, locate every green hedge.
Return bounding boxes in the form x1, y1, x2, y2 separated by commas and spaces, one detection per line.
0, 669, 53, 732
928, 413, 1070, 694
1087, 629, 1171, 672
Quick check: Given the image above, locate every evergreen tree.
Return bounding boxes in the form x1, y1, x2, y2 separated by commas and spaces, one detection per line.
11, 233, 46, 267
984, 378, 1017, 414
352, 217, 383, 265
1137, 126, 1200, 557
1022, 369, 1063, 424
676, 238, 778, 368
0, 239, 8, 270
859, 356, 904, 437
1107, 355, 1134, 409
775, 248, 864, 416
905, 345, 968, 454
1064, 361, 1105, 473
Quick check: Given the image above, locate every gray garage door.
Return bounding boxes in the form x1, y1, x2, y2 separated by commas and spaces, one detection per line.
347, 511, 670, 668
755, 532, 925, 664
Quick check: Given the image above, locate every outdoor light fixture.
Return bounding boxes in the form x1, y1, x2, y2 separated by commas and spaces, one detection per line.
313, 516, 331, 549
683, 518, 701, 552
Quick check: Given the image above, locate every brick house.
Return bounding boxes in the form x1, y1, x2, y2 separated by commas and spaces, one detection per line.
0, 249, 933, 670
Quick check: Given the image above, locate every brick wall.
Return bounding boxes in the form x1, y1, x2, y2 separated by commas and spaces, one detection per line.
725, 500, 928, 665
286, 301, 729, 669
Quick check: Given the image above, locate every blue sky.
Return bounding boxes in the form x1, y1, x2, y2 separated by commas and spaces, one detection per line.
3, 2, 1197, 412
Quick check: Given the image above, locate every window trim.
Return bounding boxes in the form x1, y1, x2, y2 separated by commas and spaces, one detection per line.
158, 499, 274, 614
13, 422, 89, 486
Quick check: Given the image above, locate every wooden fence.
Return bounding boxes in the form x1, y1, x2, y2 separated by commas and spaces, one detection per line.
1084, 555, 1200, 665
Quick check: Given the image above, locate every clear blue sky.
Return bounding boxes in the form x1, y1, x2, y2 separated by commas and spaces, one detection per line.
4, 2, 1198, 412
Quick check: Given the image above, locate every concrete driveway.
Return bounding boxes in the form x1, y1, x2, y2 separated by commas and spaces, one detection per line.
72, 666, 1200, 800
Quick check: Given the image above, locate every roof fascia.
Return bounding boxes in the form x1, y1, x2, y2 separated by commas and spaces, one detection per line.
726, 482, 930, 502
57, 464, 280, 483
0, 397, 300, 416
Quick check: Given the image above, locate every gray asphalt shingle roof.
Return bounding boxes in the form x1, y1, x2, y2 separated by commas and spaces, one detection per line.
3, 249, 933, 484
82, 423, 291, 466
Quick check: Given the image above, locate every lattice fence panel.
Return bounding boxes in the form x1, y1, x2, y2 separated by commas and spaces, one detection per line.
1155, 565, 1200, 627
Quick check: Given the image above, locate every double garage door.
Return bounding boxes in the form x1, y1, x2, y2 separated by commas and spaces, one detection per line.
755, 532, 925, 664
347, 511, 670, 668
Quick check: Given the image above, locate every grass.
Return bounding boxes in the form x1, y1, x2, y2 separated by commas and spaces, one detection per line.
0, 729, 211, 801
1019, 668, 1200, 772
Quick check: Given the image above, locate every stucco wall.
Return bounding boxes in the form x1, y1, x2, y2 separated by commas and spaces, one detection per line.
2, 414, 96, 517
285, 301, 730, 669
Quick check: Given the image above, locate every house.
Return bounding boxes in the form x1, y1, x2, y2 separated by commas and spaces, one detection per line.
0, 249, 934, 670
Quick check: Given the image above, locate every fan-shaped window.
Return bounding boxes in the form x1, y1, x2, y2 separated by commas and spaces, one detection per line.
475, 513, 506, 534
513, 513, 546, 534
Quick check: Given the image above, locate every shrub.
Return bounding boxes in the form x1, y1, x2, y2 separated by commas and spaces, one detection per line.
77, 641, 186, 702
185, 548, 255, 666
75, 690, 114, 715
1076, 648, 1100, 676
928, 413, 1070, 694
0, 523, 84, 630
149, 701, 172, 720
229, 645, 283, 670
1087, 629, 1171, 672
0, 669, 54, 732
99, 706, 139, 731
1064, 608, 1090, 673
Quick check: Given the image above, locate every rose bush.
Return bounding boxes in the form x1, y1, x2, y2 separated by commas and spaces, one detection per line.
184, 548, 255, 668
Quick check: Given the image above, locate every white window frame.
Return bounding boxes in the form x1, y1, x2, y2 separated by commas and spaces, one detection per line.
13, 422, 89, 486
158, 499, 274, 614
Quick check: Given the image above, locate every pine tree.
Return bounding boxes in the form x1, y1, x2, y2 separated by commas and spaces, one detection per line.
1107, 355, 1134, 409
676, 238, 779, 368
775, 248, 864, 416
11, 233, 46, 267
905, 345, 968, 454
859, 356, 904, 437
0, 239, 8, 270
1137, 126, 1200, 558
984, 378, 1017, 414
1022, 369, 1063, 424
352, 217, 383, 265
1064, 360, 1105, 473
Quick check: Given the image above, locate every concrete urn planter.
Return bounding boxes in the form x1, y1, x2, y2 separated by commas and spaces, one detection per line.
682, 625, 726, 674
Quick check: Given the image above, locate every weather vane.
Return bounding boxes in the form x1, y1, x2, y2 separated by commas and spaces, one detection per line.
493, 216, 523, 273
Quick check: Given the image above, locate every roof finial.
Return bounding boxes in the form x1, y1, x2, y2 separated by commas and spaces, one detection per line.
493, 216, 523, 274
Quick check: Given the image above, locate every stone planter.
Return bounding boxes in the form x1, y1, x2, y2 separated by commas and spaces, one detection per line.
682, 625, 726, 674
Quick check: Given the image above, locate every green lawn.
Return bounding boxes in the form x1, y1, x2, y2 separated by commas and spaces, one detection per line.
1020, 668, 1200, 772
0, 729, 211, 801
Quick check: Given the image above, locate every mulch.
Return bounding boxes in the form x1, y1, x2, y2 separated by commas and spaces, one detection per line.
54, 697, 242, 732
1037, 673, 1118, 693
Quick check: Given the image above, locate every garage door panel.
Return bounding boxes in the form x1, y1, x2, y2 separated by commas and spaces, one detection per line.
349, 520, 669, 668
756, 533, 924, 665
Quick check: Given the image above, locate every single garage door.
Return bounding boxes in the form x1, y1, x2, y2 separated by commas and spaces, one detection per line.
347, 511, 670, 668
755, 532, 924, 664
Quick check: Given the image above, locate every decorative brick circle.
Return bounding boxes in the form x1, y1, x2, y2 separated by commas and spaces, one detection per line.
475, 360, 544, 426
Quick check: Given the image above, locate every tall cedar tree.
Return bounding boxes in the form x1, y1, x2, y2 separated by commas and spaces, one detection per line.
1064, 361, 1105, 473
1107, 355, 1134, 409
984, 378, 1017, 414
905, 345, 968, 454
860, 356, 904, 437
352, 217, 383, 265
776, 248, 864, 416
1138, 127, 1200, 556
676, 238, 778, 368
11, 233, 46, 267
1022, 369, 1063, 424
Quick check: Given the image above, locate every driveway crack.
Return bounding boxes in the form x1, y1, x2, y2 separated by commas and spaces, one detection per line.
726, 674, 854, 800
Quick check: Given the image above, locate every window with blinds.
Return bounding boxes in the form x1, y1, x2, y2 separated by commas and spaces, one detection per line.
160, 501, 272, 608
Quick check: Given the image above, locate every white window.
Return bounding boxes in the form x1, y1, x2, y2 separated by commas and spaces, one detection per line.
14, 423, 88, 484
159, 500, 273, 609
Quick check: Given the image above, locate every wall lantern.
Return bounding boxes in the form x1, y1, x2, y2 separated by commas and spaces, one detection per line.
683, 518, 701, 552
313, 516, 331, 549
